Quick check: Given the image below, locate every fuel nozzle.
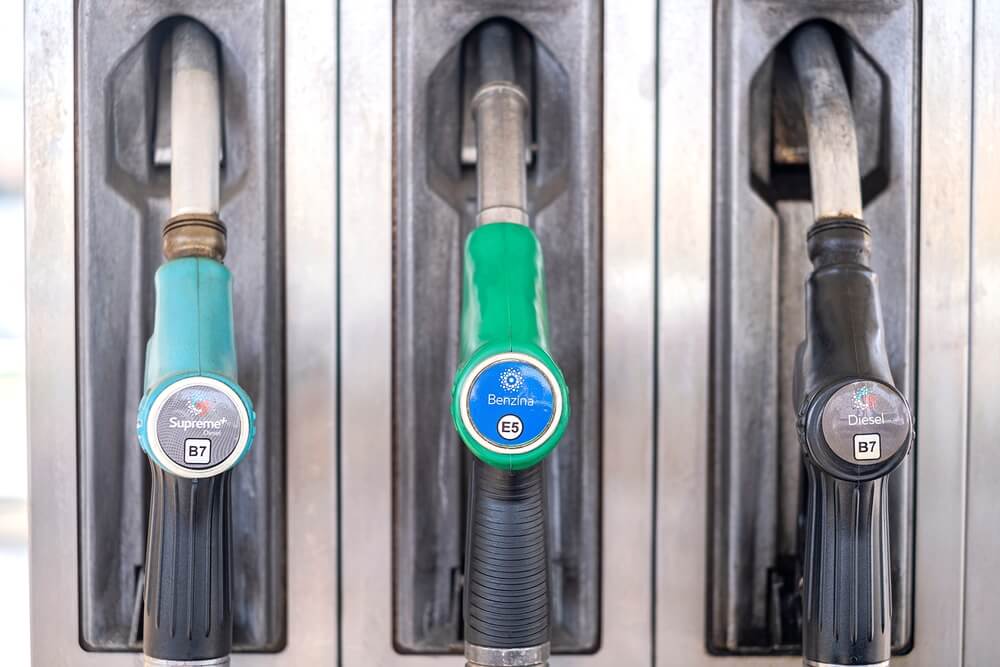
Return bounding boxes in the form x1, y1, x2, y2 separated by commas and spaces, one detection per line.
450, 19, 567, 667
789, 23, 913, 667
136, 20, 254, 667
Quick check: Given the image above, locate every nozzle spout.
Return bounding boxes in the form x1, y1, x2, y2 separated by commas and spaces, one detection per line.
472, 21, 529, 226
170, 20, 221, 218
164, 21, 227, 262
789, 24, 864, 224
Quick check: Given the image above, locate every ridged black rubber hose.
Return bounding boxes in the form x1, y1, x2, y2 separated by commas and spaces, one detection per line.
802, 469, 891, 664
464, 460, 549, 649
143, 464, 232, 661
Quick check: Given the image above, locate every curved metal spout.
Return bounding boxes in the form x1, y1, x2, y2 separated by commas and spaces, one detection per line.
472, 21, 529, 226
164, 20, 226, 261
789, 24, 863, 223
170, 20, 221, 218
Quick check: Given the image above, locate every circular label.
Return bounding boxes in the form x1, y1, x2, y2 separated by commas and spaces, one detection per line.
146, 377, 251, 478
820, 380, 910, 465
463, 355, 558, 452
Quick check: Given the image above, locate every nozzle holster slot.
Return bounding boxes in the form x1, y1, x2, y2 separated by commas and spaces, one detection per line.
75, 3, 286, 652
710, 3, 918, 655
394, 2, 602, 654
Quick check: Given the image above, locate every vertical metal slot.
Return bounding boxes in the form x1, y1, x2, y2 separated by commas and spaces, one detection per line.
75, 5, 285, 652
394, 2, 601, 654
711, 4, 916, 656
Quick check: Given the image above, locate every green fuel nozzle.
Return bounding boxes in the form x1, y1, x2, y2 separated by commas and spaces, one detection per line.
450, 222, 570, 471
450, 20, 569, 473
134, 21, 253, 667
450, 20, 566, 667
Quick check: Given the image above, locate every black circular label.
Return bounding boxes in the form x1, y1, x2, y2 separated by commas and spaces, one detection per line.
152, 383, 244, 471
820, 381, 910, 465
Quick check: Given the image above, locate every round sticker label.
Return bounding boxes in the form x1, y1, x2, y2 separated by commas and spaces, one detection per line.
145, 376, 251, 478
465, 356, 557, 451
820, 380, 910, 465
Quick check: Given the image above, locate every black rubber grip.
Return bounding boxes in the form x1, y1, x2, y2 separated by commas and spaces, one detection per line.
143, 464, 232, 661
802, 468, 890, 665
464, 460, 549, 649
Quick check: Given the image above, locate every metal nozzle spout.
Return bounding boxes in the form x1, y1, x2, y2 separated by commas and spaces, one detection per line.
788, 24, 864, 224
472, 22, 530, 226
164, 20, 226, 261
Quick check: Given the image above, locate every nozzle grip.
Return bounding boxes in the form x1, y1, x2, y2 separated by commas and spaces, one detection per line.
143, 465, 232, 662
464, 460, 549, 651
802, 468, 890, 666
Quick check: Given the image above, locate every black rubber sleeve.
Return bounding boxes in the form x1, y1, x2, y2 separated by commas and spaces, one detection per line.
143, 464, 232, 661
801, 467, 891, 665
464, 460, 549, 649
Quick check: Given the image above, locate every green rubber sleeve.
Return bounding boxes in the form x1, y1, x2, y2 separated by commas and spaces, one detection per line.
450, 223, 570, 470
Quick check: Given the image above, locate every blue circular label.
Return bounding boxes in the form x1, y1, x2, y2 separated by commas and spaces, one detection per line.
466, 358, 556, 449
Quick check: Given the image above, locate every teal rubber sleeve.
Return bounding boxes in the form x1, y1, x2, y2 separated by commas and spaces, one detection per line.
136, 257, 255, 465
144, 257, 239, 390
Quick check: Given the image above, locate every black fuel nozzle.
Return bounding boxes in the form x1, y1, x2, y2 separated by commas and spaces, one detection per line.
789, 24, 913, 667
795, 218, 913, 667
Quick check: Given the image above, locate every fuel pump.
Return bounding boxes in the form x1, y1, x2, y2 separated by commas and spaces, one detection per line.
450, 20, 570, 667
789, 24, 914, 667
135, 21, 255, 666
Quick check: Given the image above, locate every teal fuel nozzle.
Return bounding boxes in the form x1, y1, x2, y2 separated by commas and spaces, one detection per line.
452, 20, 565, 667
134, 21, 252, 666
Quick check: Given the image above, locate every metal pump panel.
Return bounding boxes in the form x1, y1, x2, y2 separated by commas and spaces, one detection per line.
27, 2, 999, 666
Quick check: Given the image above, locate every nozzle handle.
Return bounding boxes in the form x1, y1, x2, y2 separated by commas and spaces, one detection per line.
801, 470, 890, 666
796, 224, 912, 667
464, 461, 550, 660
143, 467, 232, 663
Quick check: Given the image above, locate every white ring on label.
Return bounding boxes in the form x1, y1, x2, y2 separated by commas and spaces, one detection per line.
458, 352, 563, 456
146, 376, 251, 479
